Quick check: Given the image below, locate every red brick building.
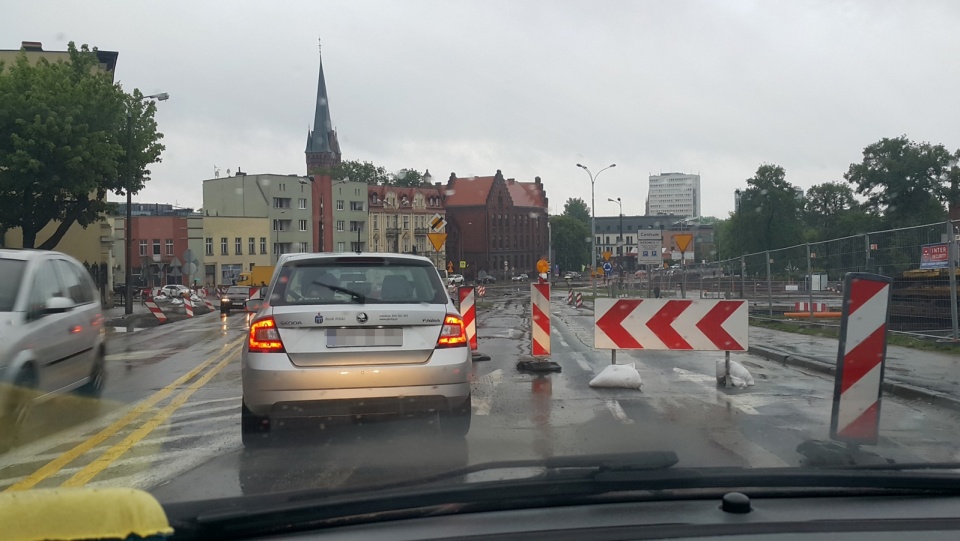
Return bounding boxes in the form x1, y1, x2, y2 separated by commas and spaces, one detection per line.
129, 216, 195, 286
444, 170, 549, 280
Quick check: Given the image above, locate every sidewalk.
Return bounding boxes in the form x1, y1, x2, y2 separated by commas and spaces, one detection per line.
567, 294, 960, 410
749, 326, 960, 410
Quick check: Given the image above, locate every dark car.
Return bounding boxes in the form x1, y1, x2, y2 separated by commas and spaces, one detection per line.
479, 275, 497, 284
220, 286, 252, 313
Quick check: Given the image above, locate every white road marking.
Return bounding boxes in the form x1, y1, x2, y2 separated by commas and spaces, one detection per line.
105, 349, 170, 362
170, 404, 239, 419
605, 400, 634, 424
709, 427, 790, 467
472, 369, 503, 416
559, 339, 569, 348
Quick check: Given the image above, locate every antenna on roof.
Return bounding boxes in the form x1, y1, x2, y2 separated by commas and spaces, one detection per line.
318, 36, 322, 54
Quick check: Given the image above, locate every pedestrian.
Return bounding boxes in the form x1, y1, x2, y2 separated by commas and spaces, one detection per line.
654, 285, 661, 299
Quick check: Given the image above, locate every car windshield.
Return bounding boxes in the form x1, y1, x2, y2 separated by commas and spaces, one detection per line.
272, 257, 447, 305
6, 3, 960, 537
0, 259, 26, 311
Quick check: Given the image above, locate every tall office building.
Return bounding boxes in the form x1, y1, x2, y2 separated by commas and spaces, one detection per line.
646, 172, 701, 217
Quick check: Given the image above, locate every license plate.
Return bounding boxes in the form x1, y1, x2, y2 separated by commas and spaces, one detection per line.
326, 328, 403, 348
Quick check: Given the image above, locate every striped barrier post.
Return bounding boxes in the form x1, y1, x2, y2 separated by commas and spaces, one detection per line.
531, 282, 550, 357
830, 273, 892, 445
575, 292, 583, 309
477, 285, 486, 298
144, 299, 168, 324
184, 299, 193, 318
458, 286, 477, 350
567, 290, 573, 305
203, 298, 215, 311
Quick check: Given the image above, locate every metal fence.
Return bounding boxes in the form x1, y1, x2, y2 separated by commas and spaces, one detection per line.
587, 220, 960, 340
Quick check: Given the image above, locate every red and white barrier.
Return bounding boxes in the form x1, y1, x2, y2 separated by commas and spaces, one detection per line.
576, 292, 583, 309
567, 290, 574, 305
830, 273, 892, 444
477, 285, 486, 298
144, 299, 167, 324
458, 286, 478, 350
532, 283, 550, 356
184, 299, 194, 318
594, 299, 748, 351
203, 298, 215, 311
795, 302, 828, 312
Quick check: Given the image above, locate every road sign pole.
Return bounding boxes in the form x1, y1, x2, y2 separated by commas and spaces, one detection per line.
681, 250, 686, 299
947, 219, 959, 341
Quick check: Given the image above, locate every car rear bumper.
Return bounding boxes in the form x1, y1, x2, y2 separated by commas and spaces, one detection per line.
242, 347, 471, 417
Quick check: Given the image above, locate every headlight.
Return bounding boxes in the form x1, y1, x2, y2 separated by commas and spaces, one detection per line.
221, 298, 230, 303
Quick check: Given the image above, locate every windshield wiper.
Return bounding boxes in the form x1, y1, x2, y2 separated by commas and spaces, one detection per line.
312, 280, 365, 304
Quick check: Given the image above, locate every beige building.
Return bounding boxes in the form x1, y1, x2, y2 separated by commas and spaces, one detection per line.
203, 216, 272, 286
367, 185, 447, 270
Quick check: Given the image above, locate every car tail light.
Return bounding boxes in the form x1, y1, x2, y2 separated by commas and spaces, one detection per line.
249, 317, 285, 353
436, 314, 467, 348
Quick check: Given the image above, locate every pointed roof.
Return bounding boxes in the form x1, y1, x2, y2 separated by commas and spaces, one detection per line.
306, 51, 333, 154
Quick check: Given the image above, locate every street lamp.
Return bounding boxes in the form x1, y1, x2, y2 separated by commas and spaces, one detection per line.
608, 197, 623, 268
576, 162, 616, 300
274, 210, 286, 263
125, 92, 169, 315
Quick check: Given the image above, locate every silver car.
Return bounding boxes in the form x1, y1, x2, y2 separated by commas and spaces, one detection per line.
0, 249, 106, 448
241, 253, 472, 445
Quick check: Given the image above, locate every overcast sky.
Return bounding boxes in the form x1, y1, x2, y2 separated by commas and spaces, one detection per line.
6, 1, 960, 219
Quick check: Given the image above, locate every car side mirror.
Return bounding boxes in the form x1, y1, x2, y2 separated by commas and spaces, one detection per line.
245, 299, 264, 313
44, 296, 76, 314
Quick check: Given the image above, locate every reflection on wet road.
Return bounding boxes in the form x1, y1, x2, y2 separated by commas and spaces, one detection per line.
3, 290, 960, 502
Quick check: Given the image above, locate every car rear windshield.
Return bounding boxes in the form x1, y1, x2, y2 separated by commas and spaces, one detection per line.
272, 257, 447, 306
0, 259, 26, 311
227, 287, 249, 294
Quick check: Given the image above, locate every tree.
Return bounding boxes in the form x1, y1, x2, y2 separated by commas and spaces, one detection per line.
550, 215, 590, 272
389, 168, 425, 187
313, 159, 389, 185
0, 42, 164, 249
844, 136, 959, 228
801, 181, 881, 241
725, 164, 805, 255
562, 197, 590, 227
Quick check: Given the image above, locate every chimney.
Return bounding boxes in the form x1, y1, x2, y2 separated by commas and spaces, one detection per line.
535, 176, 541, 185
21, 41, 43, 52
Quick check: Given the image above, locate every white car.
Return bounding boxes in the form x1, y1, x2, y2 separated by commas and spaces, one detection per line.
241, 253, 472, 446
0, 249, 106, 449
447, 274, 464, 286
160, 284, 191, 298
512, 274, 529, 282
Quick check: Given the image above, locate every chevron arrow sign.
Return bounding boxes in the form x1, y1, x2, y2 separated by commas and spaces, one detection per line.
595, 299, 748, 351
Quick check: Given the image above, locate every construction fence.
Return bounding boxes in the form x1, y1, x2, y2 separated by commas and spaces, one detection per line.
602, 220, 960, 340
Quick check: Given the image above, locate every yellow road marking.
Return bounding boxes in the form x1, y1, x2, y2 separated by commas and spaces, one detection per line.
61, 347, 240, 487
5, 337, 242, 492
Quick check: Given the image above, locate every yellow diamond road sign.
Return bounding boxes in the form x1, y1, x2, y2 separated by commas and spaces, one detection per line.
675, 233, 693, 253
428, 232, 447, 251
429, 213, 446, 232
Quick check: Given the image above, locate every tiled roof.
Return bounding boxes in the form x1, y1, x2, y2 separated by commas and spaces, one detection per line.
443, 176, 496, 207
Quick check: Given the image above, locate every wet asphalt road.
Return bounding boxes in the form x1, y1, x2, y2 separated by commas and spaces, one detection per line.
2, 287, 960, 502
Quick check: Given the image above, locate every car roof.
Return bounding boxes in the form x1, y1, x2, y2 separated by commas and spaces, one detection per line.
278, 252, 435, 265
0, 248, 55, 261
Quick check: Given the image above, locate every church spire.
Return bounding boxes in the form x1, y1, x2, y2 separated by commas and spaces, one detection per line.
305, 38, 341, 173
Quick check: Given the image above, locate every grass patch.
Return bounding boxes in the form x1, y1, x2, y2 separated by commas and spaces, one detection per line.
749, 317, 960, 354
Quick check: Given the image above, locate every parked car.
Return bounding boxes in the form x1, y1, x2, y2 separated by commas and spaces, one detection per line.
511, 273, 529, 282
0, 249, 106, 449
221, 286, 252, 313
160, 284, 191, 298
479, 275, 497, 284
241, 253, 472, 446
563, 272, 581, 280
448, 274, 465, 286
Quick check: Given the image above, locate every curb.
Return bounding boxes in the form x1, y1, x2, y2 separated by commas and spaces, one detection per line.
749, 344, 960, 412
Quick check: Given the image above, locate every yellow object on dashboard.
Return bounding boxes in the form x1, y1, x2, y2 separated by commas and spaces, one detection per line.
0, 487, 173, 541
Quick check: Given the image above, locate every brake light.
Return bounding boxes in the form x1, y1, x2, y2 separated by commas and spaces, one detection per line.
249, 317, 286, 353
436, 314, 467, 348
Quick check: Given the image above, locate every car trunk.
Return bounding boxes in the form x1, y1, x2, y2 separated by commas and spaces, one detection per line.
271, 304, 448, 366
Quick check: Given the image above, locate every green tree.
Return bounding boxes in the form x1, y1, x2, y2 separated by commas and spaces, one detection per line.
726, 164, 805, 255
389, 168, 426, 187
562, 197, 590, 227
0, 42, 164, 249
801, 181, 881, 241
550, 215, 590, 272
844, 136, 959, 227
313, 159, 390, 184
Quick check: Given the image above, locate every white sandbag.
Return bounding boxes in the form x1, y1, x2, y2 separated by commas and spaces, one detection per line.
589, 363, 642, 390
715, 359, 755, 387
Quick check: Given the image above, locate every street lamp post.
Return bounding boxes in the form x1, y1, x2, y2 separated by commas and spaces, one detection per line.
608, 197, 623, 269
125, 92, 169, 315
576, 163, 616, 301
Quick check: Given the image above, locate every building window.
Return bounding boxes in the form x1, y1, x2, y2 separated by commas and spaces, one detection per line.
260, 237, 267, 254
350, 221, 363, 232
273, 219, 285, 232
403, 215, 409, 230
298, 198, 307, 209
350, 241, 362, 252
273, 197, 291, 209
235, 237, 242, 255
204, 238, 212, 256
140, 240, 149, 256
373, 215, 379, 230
299, 219, 307, 232
248, 237, 255, 255
220, 237, 228, 255
153, 240, 161, 256
350, 201, 364, 211
336, 220, 345, 232
298, 241, 308, 252
336, 241, 345, 252
336, 200, 344, 210
403, 239, 409, 252
165, 239, 174, 256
